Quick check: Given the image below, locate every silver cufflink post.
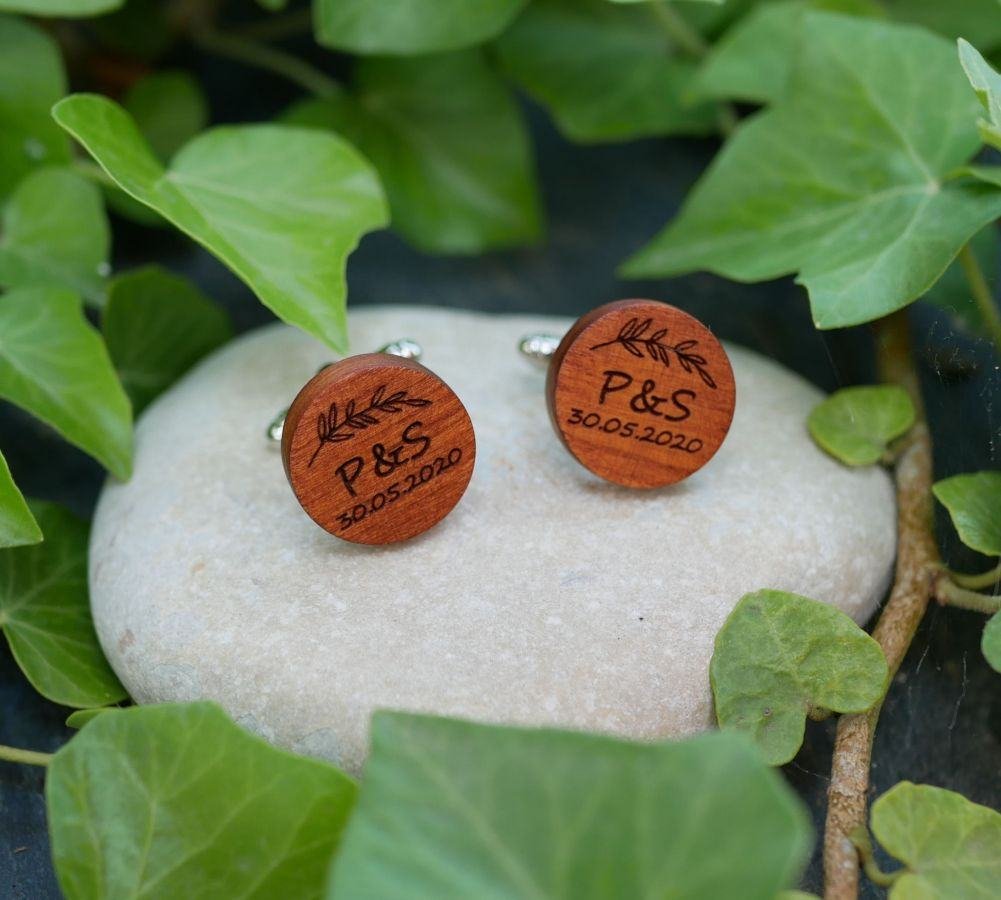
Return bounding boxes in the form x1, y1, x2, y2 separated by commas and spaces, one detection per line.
517, 333, 562, 369
267, 339, 423, 442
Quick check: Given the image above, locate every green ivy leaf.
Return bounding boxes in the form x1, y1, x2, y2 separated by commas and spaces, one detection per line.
710, 590, 888, 765
102, 266, 231, 414
0, 14, 69, 200
328, 712, 812, 898
686, 0, 760, 32
65, 707, 117, 729
284, 51, 542, 254
694, 0, 883, 105
888, 0, 1001, 49
922, 225, 999, 338
0, 450, 41, 548
124, 70, 208, 162
0, 167, 109, 303
959, 39, 1001, 152
982, 612, 1001, 673
808, 385, 915, 466
0, 0, 122, 16
495, 0, 718, 142
0, 287, 132, 478
623, 13, 1001, 329
104, 71, 209, 227
607, 0, 724, 4
933, 471, 1001, 557
967, 165, 1001, 191
48, 701, 357, 899
870, 782, 1001, 898
53, 94, 388, 352
0, 502, 126, 707
314, 0, 528, 55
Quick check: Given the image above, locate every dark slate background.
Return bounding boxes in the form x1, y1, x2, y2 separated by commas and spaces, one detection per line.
2, 34, 1000, 899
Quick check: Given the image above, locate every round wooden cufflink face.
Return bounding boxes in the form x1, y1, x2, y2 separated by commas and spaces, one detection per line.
546, 299, 736, 489
281, 354, 475, 545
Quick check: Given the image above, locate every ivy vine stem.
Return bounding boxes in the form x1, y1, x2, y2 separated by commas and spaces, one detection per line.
232, 8, 313, 43
848, 827, 901, 889
648, 2, 737, 137
650, 2, 708, 58
823, 310, 940, 900
934, 576, 1001, 613
0, 744, 53, 767
191, 29, 342, 99
950, 562, 1001, 591
957, 241, 1001, 360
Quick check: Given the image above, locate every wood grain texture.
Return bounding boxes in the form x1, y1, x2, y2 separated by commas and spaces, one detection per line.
282, 354, 475, 544
547, 299, 735, 488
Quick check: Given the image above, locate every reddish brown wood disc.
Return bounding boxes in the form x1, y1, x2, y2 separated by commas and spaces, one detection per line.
546, 299, 735, 488
282, 354, 475, 544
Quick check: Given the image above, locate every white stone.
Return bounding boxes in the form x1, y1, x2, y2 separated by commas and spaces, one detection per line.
89, 306, 896, 773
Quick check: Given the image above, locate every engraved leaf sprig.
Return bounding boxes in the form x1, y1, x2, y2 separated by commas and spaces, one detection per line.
309, 385, 431, 466
590, 318, 717, 389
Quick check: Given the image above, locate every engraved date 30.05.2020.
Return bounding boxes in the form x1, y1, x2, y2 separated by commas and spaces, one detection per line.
566, 408, 703, 454
334, 447, 464, 532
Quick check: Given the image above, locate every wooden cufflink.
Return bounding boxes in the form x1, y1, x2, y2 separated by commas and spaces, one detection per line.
521, 299, 736, 489
269, 341, 475, 545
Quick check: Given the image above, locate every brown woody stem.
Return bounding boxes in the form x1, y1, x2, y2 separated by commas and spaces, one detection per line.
823, 310, 940, 900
